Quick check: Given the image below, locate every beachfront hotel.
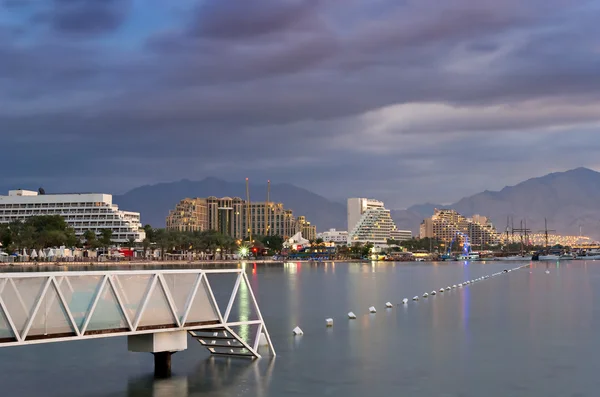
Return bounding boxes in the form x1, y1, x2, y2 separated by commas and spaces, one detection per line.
0, 189, 145, 243
419, 209, 500, 247
347, 198, 410, 245
166, 196, 308, 240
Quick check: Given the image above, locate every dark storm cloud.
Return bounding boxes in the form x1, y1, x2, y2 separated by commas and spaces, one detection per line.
1, 0, 600, 205
189, 0, 323, 39
47, 0, 130, 34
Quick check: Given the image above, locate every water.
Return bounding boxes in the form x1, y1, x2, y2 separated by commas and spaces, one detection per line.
1, 260, 600, 396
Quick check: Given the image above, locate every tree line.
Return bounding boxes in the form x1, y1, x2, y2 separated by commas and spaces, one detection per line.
0, 214, 294, 257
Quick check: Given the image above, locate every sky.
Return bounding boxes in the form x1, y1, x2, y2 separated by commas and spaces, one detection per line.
2, 0, 600, 209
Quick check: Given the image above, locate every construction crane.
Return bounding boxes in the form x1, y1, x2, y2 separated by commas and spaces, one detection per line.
266, 180, 271, 236
246, 178, 252, 243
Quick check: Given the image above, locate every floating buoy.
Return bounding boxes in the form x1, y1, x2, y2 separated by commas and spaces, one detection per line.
440, 288, 445, 293
402, 298, 409, 304
545, 270, 550, 274
446, 286, 451, 291
326, 318, 333, 327
452, 285, 457, 288
423, 292, 429, 298
385, 302, 393, 308
431, 290, 436, 295
369, 306, 377, 313
293, 326, 303, 335
412, 296, 419, 301
458, 283, 463, 287
348, 312, 357, 319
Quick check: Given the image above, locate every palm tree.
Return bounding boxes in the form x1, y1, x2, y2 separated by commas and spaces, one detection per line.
99, 229, 113, 254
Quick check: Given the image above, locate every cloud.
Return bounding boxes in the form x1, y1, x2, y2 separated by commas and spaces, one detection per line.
1, 0, 600, 206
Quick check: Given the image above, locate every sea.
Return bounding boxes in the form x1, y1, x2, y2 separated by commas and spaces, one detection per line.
1, 260, 599, 397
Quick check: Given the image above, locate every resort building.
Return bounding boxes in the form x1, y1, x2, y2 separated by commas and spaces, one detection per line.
296, 216, 317, 241
166, 196, 308, 240
419, 209, 500, 247
347, 198, 386, 233
347, 198, 403, 245
317, 229, 348, 244
166, 198, 208, 232
390, 229, 412, 242
0, 189, 145, 243
206, 197, 245, 238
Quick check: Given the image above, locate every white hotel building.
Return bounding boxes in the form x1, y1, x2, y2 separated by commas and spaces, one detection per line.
347, 198, 411, 245
0, 190, 145, 243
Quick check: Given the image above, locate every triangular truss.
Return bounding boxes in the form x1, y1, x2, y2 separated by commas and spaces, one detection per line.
0, 270, 275, 358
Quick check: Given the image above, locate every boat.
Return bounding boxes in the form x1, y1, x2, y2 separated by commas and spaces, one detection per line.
575, 250, 600, 260
498, 255, 530, 261
457, 252, 480, 261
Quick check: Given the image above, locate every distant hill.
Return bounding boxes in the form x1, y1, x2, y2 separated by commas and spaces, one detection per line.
113, 178, 346, 231
392, 168, 600, 239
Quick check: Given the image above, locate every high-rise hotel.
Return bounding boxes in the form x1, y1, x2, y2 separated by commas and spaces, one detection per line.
166, 196, 308, 240
0, 189, 145, 242
347, 198, 411, 245
419, 209, 500, 247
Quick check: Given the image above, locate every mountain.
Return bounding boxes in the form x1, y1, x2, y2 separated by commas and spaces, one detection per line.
392, 167, 600, 239
113, 178, 347, 231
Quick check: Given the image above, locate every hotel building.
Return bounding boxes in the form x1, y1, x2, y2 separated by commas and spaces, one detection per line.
166, 198, 209, 232
317, 229, 349, 244
296, 216, 317, 241
0, 189, 145, 243
166, 197, 306, 240
419, 209, 500, 247
347, 198, 407, 245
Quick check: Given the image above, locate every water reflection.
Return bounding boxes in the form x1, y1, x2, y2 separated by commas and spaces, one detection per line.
123, 357, 275, 397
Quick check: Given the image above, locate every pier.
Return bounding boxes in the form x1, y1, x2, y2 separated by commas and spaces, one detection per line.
0, 269, 275, 376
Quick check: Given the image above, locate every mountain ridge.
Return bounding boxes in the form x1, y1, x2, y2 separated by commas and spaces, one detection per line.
113, 178, 347, 231
391, 167, 600, 239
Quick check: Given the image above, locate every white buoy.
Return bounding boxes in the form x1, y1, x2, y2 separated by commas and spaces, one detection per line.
423, 292, 429, 298
293, 326, 303, 335
258, 332, 268, 346
348, 312, 357, 319
402, 298, 409, 304
458, 283, 463, 287
545, 270, 550, 274
452, 285, 457, 288
369, 306, 377, 313
326, 318, 333, 327
446, 286, 451, 290
412, 296, 419, 301
386, 302, 393, 308
431, 290, 436, 295
440, 288, 445, 293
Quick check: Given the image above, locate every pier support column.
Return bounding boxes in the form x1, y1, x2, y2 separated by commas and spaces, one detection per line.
153, 351, 173, 378
128, 331, 188, 378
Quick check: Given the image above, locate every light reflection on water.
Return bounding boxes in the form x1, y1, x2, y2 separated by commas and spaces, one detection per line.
3, 260, 600, 396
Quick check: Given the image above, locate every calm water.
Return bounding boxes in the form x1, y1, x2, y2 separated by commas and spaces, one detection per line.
1, 260, 599, 397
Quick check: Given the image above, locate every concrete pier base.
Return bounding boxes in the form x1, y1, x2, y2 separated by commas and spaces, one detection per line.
128, 331, 188, 378
153, 351, 173, 378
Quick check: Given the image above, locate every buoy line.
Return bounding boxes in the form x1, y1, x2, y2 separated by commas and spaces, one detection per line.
295, 264, 531, 334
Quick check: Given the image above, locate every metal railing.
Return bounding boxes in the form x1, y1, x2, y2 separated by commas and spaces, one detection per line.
0, 269, 274, 357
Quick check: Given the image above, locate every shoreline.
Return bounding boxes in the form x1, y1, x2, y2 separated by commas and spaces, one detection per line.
0, 258, 368, 270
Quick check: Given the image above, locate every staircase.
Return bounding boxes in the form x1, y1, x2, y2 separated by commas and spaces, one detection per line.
189, 327, 258, 358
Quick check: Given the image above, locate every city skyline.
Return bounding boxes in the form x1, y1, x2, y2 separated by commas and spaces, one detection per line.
2, 1, 600, 208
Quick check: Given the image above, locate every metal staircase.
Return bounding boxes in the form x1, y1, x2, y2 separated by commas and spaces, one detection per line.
189, 327, 257, 358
